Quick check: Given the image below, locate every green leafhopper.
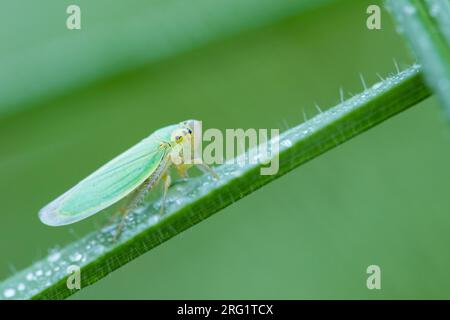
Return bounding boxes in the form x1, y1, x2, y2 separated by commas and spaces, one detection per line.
39, 120, 217, 232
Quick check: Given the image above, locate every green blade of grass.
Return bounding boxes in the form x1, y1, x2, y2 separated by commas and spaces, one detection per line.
0, 65, 430, 300
386, 0, 450, 117
0, 0, 334, 119
425, 0, 450, 44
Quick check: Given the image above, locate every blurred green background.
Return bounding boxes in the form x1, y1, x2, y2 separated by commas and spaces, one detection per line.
2, 0, 450, 299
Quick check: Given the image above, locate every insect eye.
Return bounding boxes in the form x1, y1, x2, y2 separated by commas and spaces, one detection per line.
175, 135, 182, 142
187, 128, 192, 134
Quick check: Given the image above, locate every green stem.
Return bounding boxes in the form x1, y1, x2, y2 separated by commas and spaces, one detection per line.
0, 65, 430, 300
386, 0, 450, 117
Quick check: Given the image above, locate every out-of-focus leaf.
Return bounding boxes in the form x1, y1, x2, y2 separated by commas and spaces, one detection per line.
386, 0, 450, 117
0, 0, 334, 118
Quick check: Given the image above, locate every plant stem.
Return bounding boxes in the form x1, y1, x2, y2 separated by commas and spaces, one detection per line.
386, 0, 450, 117
0, 65, 430, 300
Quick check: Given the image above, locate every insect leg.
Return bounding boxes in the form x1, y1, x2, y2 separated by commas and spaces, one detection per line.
163, 164, 192, 188
196, 163, 219, 180
113, 154, 172, 240
102, 188, 139, 228
160, 173, 172, 214
113, 183, 151, 240
176, 164, 190, 178
114, 171, 166, 240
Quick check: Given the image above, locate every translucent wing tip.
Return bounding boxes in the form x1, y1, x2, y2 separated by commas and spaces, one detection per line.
38, 194, 76, 226
39, 201, 63, 226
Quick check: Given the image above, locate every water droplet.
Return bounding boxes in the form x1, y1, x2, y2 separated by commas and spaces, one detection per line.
101, 224, 116, 235
45, 270, 52, 277
70, 252, 83, 262
3, 288, 15, 298
281, 139, 292, 147
94, 245, 105, 255
35, 270, 43, 277
148, 215, 160, 225
47, 251, 61, 263
26, 273, 34, 281
17, 283, 25, 291
372, 82, 383, 90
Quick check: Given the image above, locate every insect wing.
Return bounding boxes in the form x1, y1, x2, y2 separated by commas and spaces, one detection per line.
38, 127, 175, 226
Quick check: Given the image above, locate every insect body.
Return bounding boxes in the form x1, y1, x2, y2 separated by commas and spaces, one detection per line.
39, 120, 216, 231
